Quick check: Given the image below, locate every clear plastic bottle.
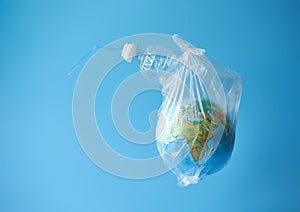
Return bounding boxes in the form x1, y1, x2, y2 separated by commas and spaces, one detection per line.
121, 43, 177, 72
139, 52, 174, 71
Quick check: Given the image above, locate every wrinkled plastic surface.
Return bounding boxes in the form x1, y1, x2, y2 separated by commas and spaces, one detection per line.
139, 35, 242, 186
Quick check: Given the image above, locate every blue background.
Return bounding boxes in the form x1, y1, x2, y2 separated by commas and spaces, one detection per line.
1, 0, 300, 211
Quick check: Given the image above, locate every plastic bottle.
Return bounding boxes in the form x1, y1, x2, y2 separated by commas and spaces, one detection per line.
121, 43, 176, 72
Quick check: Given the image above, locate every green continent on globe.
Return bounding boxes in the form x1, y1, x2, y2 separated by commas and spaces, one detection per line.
170, 100, 227, 162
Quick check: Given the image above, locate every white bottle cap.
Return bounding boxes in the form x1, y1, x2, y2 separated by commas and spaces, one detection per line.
121, 43, 138, 62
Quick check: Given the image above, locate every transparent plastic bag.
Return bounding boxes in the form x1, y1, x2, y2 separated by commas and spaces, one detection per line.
122, 34, 242, 186
138, 35, 241, 186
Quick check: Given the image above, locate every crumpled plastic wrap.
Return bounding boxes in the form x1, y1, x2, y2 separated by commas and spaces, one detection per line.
139, 35, 242, 186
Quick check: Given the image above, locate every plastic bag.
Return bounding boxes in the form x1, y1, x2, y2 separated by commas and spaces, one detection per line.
122, 34, 242, 186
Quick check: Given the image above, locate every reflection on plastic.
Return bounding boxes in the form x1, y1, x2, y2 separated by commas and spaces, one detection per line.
72, 33, 241, 186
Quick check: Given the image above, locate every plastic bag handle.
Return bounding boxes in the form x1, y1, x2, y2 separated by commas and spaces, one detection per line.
172, 34, 205, 56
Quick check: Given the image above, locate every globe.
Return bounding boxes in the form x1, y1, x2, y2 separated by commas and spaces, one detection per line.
170, 100, 228, 162
156, 99, 235, 185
